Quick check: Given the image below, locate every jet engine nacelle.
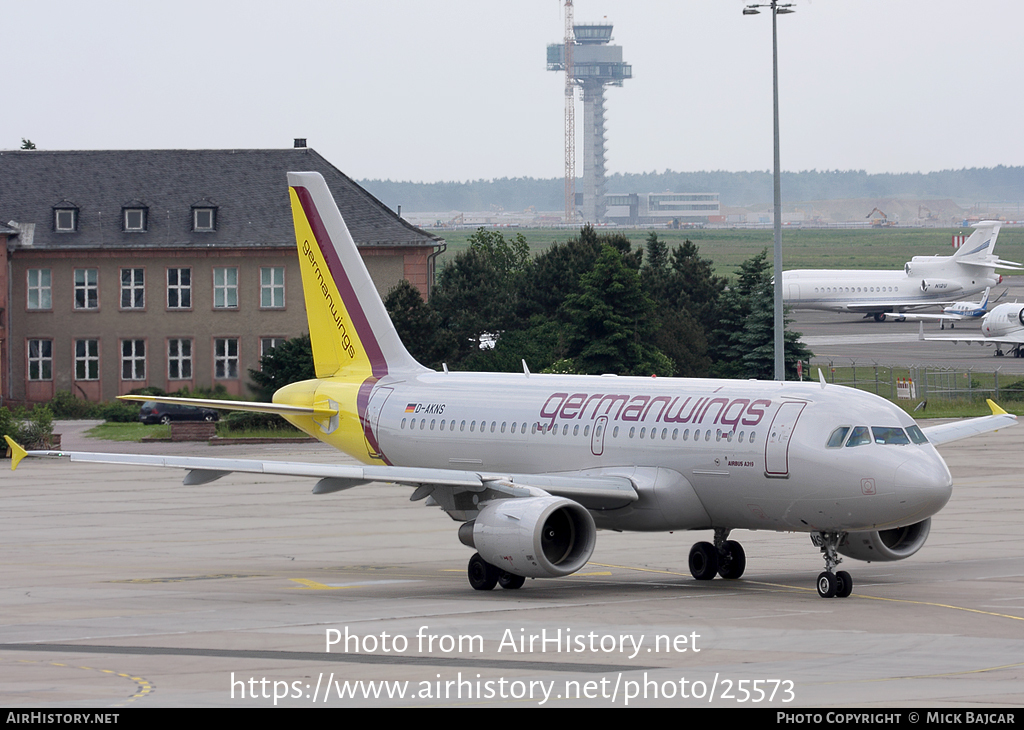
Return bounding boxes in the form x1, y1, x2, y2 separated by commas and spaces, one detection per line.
459, 496, 596, 578
837, 518, 931, 562
920, 279, 964, 295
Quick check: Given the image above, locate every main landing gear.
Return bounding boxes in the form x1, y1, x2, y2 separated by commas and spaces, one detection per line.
811, 531, 853, 598
688, 530, 855, 598
688, 529, 746, 581
467, 553, 525, 591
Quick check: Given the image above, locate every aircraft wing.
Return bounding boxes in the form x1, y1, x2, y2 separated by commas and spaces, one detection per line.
921, 401, 1018, 446
3, 438, 639, 511
842, 301, 947, 314
920, 333, 1024, 346
886, 312, 974, 323
917, 322, 1024, 346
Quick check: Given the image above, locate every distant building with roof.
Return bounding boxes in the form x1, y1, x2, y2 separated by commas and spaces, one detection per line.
0, 145, 444, 404
604, 192, 721, 226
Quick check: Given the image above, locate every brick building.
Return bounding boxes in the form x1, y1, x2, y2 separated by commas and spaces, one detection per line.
0, 147, 443, 404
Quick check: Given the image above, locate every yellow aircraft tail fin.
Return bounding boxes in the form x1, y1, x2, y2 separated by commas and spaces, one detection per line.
287, 172, 425, 380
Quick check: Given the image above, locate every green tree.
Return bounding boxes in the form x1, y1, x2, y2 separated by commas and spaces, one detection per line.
640, 235, 725, 377
248, 334, 315, 401
516, 224, 640, 323
384, 280, 456, 369
429, 247, 514, 365
709, 249, 811, 380
668, 240, 727, 334
561, 245, 673, 376
467, 228, 530, 284
20, 138, 36, 150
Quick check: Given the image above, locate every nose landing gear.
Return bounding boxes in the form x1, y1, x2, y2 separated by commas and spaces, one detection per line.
812, 532, 853, 598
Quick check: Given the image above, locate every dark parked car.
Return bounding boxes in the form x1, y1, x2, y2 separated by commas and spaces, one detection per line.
139, 401, 219, 425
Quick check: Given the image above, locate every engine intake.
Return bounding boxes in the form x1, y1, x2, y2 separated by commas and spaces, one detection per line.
837, 518, 931, 562
459, 497, 596, 578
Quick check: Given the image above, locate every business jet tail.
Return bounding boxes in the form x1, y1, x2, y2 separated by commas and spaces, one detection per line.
952, 221, 1023, 271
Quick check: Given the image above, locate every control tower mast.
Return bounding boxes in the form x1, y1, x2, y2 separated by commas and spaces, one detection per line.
563, 1, 576, 225
547, 18, 632, 223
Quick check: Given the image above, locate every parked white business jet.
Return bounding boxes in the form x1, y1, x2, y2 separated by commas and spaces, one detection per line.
920, 301, 1024, 357
6, 173, 1018, 600
783, 222, 1021, 321
888, 287, 1005, 329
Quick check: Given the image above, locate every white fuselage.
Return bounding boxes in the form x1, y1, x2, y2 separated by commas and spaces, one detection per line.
982, 302, 1024, 338
783, 259, 999, 314
360, 372, 953, 535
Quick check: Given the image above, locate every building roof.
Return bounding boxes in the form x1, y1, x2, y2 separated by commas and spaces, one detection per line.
0, 148, 443, 251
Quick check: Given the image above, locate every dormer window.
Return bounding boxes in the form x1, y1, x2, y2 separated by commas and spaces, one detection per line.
123, 206, 148, 232
53, 201, 79, 232
191, 199, 218, 232
193, 207, 216, 231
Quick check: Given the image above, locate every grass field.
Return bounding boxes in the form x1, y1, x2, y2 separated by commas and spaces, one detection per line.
85, 422, 306, 441
804, 362, 1024, 417
436, 226, 1024, 280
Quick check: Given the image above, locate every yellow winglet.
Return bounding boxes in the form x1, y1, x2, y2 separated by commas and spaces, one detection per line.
4, 435, 27, 470
987, 399, 1009, 416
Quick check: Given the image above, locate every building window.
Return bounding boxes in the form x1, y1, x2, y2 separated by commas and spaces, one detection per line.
213, 267, 238, 308
54, 208, 78, 232
260, 337, 286, 357
123, 208, 147, 232
167, 268, 191, 309
193, 207, 216, 231
168, 339, 193, 380
260, 267, 285, 308
121, 268, 145, 309
28, 340, 53, 380
27, 269, 52, 310
74, 269, 99, 310
75, 339, 100, 380
121, 339, 146, 380
214, 338, 239, 379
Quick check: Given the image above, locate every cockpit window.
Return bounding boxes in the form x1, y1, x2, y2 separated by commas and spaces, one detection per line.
872, 427, 911, 445
826, 426, 850, 448
845, 426, 871, 447
906, 425, 929, 444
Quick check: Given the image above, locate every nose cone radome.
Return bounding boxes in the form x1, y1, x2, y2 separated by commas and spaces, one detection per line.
894, 454, 953, 518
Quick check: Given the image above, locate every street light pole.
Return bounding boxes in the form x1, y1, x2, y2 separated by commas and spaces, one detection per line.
744, 1, 794, 382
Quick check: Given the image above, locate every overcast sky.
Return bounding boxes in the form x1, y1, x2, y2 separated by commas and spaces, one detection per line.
7, 1, 1023, 182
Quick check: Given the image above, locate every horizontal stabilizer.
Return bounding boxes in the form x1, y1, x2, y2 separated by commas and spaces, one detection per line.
118, 395, 338, 418
957, 258, 1024, 271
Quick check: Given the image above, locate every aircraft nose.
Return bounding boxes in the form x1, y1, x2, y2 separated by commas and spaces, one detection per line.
894, 454, 953, 517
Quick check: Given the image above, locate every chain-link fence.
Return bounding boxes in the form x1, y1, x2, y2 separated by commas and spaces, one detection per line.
804, 358, 1024, 404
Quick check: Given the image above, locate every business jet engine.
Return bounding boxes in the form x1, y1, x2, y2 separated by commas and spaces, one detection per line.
458, 496, 597, 578
920, 279, 964, 295
837, 518, 931, 562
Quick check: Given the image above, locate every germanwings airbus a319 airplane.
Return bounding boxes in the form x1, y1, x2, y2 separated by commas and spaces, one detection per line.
782, 221, 1021, 322
6, 173, 1018, 599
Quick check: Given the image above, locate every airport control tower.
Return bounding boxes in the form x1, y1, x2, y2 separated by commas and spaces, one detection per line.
547, 22, 632, 223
